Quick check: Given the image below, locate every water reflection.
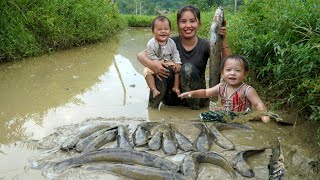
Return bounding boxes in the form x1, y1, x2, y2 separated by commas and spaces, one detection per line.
0, 28, 151, 144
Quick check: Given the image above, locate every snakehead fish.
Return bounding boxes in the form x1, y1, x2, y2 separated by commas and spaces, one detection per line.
162, 124, 177, 155
81, 128, 118, 153
174, 130, 194, 152
209, 6, 224, 102
87, 163, 187, 180
148, 126, 163, 151
231, 148, 266, 177
133, 123, 151, 147
117, 125, 133, 149
181, 151, 237, 179
194, 124, 212, 152
60, 123, 110, 151
209, 124, 235, 150
269, 139, 285, 180
52, 148, 180, 173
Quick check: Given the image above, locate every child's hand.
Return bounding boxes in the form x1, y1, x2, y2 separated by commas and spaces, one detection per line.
174, 64, 181, 73
261, 116, 270, 123
178, 92, 192, 99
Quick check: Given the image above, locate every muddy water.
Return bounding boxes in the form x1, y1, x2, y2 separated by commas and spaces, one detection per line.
0, 28, 319, 179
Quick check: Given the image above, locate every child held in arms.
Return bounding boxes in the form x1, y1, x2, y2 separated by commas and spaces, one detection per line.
144, 16, 181, 99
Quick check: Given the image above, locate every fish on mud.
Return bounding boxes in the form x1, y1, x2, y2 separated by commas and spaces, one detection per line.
268, 139, 285, 180
133, 123, 151, 147
87, 163, 186, 180
214, 122, 253, 131
194, 124, 212, 152
81, 128, 118, 153
231, 148, 266, 177
174, 130, 194, 152
208, 124, 235, 150
181, 151, 236, 179
52, 148, 180, 173
75, 127, 117, 152
117, 125, 133, 149
227, 110, 284, 124
162, 124, 177, 155
61, 123, 110, 151
148, 129, 163, 151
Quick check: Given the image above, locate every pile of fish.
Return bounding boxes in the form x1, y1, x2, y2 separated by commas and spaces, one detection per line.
29, 119, 287, 179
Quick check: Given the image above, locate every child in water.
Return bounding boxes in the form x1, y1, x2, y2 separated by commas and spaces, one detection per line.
144, 16, 181, 98
179, 55, 270, 122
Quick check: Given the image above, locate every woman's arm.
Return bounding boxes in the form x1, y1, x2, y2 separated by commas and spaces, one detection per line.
137, 50, 170, 79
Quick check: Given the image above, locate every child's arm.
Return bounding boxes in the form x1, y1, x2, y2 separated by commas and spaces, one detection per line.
246, 88, 270, 122
178, 84, 220, 99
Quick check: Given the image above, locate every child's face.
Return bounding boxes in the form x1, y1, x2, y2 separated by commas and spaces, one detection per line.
153, 19, 171, 44
221, 59, 248, 87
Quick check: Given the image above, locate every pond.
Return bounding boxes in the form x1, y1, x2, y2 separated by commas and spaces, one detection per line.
0, 28, 319, 179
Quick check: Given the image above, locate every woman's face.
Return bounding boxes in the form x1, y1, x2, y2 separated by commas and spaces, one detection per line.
178, 10, 200, 39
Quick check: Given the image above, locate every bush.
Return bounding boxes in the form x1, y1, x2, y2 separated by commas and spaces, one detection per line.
227, 0, 320, 121
0, 0, 126, 61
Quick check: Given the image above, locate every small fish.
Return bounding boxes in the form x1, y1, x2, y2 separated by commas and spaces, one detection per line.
117, 125, 133, 149
133, 123, 151, 147
268, 139, 285, 180
60, 123, 110, 151
148, 129, 163, 151
194, 124, 212, 152
82, 128, 118, 153
181, 153, 198, 180
174, 130, 194, 152
209, 124, 235, 150
162, 124, 177, 155
231, 148, 266, 177
75, 128, 109, 152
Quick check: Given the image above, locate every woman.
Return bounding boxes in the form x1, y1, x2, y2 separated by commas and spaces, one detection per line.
137, 5, 231, 109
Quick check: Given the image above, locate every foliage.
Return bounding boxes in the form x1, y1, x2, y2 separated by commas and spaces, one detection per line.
120, 14, 154, 27
227, 0, 320, 123
116, 0, 243, 15
0, 0, 126, 61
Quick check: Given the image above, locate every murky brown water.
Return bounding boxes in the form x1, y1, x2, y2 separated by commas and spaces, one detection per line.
0, 28, 319, 179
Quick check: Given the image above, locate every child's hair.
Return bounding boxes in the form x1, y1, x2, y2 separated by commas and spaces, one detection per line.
151, 16, 171, 33
177, 5, 201, 25
220, 54, 249, 72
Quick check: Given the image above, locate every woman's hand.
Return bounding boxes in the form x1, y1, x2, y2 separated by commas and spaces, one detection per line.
261, 116, 270, 123
151, 60, 170, 80
137, 50, 170, 80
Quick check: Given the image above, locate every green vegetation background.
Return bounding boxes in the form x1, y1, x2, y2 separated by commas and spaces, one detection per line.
0, 0, 319, 145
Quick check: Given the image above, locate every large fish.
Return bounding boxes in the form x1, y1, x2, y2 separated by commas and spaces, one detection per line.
87, 163, 187, 180
231, 148, 266, 177
60, 123, 110, 151
209, 6, 224, 102
52, 148, 180, 173
268, 139, 285, 180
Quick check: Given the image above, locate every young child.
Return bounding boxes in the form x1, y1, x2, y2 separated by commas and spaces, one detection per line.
179, 55, 270, 122
144, 16, 181, 98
